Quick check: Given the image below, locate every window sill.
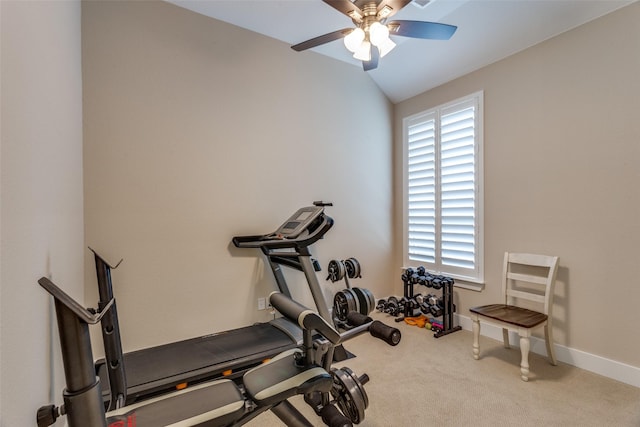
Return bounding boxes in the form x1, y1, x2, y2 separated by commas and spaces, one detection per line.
454, 281, 484, 292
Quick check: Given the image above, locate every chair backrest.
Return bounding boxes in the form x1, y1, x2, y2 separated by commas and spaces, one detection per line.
501, 252, 559, 316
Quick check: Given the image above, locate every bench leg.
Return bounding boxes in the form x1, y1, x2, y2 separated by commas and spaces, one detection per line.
271, 400, 313, 427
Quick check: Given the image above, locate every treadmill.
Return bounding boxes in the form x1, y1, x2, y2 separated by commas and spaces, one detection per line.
93, 202, 335, 409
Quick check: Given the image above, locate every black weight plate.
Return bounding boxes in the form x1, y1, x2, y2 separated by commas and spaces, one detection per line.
327, 260, 346, 282
352, 288, 374, 315
333, 289, 358, 322
344, 258, 361, 279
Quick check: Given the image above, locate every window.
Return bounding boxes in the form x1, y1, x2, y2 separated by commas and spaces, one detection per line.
402, 92, 483, 284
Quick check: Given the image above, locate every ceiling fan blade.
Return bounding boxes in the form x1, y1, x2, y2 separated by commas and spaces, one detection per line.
323, 0, 364, 21
291, 28, 353, 52
387, 20, 457, 40
375, 0, 412, 19
363, 46, 380, 71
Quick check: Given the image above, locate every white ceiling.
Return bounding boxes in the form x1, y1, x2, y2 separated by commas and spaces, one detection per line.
166, 0, 635, 103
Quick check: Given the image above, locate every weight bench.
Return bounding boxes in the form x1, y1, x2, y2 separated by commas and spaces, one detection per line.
105, 348, 332, 426
37, 277, 399, 427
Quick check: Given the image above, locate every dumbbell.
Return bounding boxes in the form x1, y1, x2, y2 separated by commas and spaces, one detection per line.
401, 268, 414, 284
420, 275, 434, 288
404, 297, 421, 316
411, 273, 424, 286
431, 275, 455, 290
396, 297, 411, 317
376, 299, 387, 312
429, 304, 444, 317
417, 294, 435, 315
426, 294, 440, 306
384, 296, 401, 316
427, 300, 457, 317
414, 294, 429, 315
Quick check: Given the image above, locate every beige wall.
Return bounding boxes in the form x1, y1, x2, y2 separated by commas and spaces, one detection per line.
1, 0, 85, 425
1, 2, 638, 424
395, 2, 640, 367
82, 0, 393, 353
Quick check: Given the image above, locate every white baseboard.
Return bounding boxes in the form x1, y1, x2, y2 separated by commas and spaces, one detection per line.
456, 314, 640, 388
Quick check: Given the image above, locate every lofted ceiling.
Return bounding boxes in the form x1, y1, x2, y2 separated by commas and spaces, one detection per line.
166, 0, 635, 103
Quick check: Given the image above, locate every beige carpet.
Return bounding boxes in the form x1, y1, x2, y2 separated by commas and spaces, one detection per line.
246, 312, 640, 426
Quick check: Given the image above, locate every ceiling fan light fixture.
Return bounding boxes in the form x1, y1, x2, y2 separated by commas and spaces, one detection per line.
353, 40, 371, 61
377, 37, 396, 57
369, 22, 389, 45
292, 0, 456, 71
369, 22, 395, 57
344, 27, 365, 53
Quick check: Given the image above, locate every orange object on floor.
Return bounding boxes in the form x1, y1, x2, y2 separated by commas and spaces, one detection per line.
404, 315, 428, 328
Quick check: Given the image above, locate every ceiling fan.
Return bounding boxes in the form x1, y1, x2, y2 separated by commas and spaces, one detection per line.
291, 0, 457, 71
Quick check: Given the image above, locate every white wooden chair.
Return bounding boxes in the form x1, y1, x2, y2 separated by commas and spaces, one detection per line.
470, 252, 560, 381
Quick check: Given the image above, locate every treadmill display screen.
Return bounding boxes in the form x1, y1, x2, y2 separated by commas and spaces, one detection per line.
274, 206, 324, 238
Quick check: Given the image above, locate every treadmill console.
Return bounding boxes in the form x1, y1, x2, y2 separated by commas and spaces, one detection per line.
232, 203, 333, 249
274, 206, 324, 239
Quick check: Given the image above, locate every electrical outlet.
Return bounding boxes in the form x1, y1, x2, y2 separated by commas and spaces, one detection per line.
258, 297, 266, 311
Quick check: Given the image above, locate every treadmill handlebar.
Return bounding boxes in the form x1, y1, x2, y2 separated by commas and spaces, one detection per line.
269, 292, 341, 344
232, 215, 334, 250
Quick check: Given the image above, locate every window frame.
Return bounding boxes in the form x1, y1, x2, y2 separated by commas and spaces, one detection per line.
402, 91, 484, 286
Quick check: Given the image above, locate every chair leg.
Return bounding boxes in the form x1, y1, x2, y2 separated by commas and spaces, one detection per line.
471, 315, 480, 360
502, 328, 510, 349
519, 332, 531, 382
544, 322, 558, 366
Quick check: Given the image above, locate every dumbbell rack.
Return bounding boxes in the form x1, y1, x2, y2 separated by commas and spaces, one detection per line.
433, 279, 461, 338
403, 270, 462, 338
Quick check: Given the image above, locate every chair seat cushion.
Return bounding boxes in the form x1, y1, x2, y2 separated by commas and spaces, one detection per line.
470, 304, 547, 328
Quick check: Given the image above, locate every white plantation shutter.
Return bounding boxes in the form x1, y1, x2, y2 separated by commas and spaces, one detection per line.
403, 93, 483, 282
440, 101, 476, 270
407, 113, 436, 263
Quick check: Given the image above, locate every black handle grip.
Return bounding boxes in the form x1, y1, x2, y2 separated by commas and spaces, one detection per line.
320, 404, 352, 427
369, 320, 402, 346
345, 311, 372, 327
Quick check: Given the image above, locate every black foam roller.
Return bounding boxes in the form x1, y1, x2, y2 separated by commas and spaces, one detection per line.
369, 321, 402, 346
